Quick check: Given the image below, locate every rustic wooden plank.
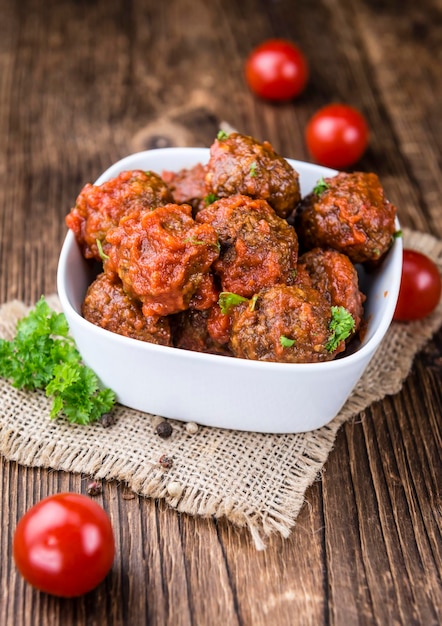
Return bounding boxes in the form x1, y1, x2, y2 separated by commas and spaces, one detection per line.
321, 337, 442, 625
215, 484, 327, 626
321, 424, 379, 625
353, 0, 442, 236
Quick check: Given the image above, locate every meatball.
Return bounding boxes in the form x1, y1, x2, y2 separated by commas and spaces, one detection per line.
104, 203, 220, 317
66, 170, 173, 260
229, 284, 342, 363
171, 308, 232, 356
205, 132, 301, 218
298, 247, 365, 332
162, 163, 209, 214
196, 194, 298, 298
82, 272, 171, 345
295, 171, 397, 263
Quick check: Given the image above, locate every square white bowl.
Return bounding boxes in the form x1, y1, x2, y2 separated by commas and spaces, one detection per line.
57, 148, 402, 433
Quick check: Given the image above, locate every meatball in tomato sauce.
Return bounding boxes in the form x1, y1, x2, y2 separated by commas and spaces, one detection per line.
196, 194, 298, 298
298, 247, 365, 333
66, 170, 173, 261
171, 308, 232, 356
162, 162, 209, 215
205, 132, 300, 218
82, 272, 172, 345
229, 284, 343, 363
104, 203, 220, 317
295, 172, 396, 264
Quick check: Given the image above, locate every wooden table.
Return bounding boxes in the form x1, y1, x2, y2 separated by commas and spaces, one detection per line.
1, 0, 441, 624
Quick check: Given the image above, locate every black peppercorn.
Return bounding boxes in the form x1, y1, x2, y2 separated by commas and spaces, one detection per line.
159, 454, 174, 469
100, 412, 116, 428
155, 421, 173, 438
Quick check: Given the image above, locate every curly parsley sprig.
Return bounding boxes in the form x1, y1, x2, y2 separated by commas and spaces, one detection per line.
0, 297, 116, 424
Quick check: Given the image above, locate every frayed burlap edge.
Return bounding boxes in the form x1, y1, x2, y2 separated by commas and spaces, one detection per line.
1, 228, 441, 549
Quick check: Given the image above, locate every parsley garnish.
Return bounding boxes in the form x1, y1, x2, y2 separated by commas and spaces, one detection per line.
218, 292, 258, 314
280, 335, 295, 348
392, 230, 402, 239
96, 238, 109, 261
249, 294, 258, 312
218, 292, 248, 314
183, 237, 206, 246
325, 306, 355, 352
313, 177, 330, 196
0, 297, 116, 424
250, 161, 258, 177
183, 236, 220, 252
217, 130, 229, 140
204, 193, 219, 205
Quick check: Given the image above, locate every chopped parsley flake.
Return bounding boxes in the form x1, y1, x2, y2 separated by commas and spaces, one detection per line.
183, 236, 220, 252
249, 294, 258, 312
183, 237, 206, 246
325, 306, 355, 352
204, 193, 219, 205
218, 292, 248, 314
96, 238, 109, 261
250, 161, 258, 177
217, 130, 229, 140
313, 177, 330, 196
280, 335, 295, 348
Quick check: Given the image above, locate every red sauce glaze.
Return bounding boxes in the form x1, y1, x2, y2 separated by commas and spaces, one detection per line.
207, 303, 232, 346
66, 170, 173, 260
197, 194, 298, 298
105, 203, 220, 317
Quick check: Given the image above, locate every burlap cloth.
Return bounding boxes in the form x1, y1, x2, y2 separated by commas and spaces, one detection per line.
1, 228, 441, 549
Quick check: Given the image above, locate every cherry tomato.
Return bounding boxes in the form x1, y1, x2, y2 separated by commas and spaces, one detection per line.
305, 103, 369, 169
13, 493, 115, 597
393, 249, 441, 321
245, 39, 308, 102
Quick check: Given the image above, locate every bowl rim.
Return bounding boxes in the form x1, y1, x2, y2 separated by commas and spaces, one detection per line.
57, 147, 403, 374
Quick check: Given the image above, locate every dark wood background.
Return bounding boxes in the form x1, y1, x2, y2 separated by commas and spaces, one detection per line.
1, 0, 441, 624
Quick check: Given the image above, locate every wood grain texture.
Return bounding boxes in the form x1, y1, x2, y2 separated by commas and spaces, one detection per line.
0, 0, 441, 624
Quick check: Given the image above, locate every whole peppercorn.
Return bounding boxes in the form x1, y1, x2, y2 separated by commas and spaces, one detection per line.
155, 421, 173, 438
86, 480, 102, 496
158, 454, 174, 469
185, 421, 199, 435
100, 412, 117, 428
167, 481, 183, 498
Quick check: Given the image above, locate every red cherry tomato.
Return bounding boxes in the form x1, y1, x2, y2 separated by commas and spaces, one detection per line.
305, 103, 369, 168
245, 39, 308, 102
13, 493, 115, 597
393, 249, 441, 321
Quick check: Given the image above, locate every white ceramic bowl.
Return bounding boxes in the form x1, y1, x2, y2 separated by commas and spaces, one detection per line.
57, 148, 402, 433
